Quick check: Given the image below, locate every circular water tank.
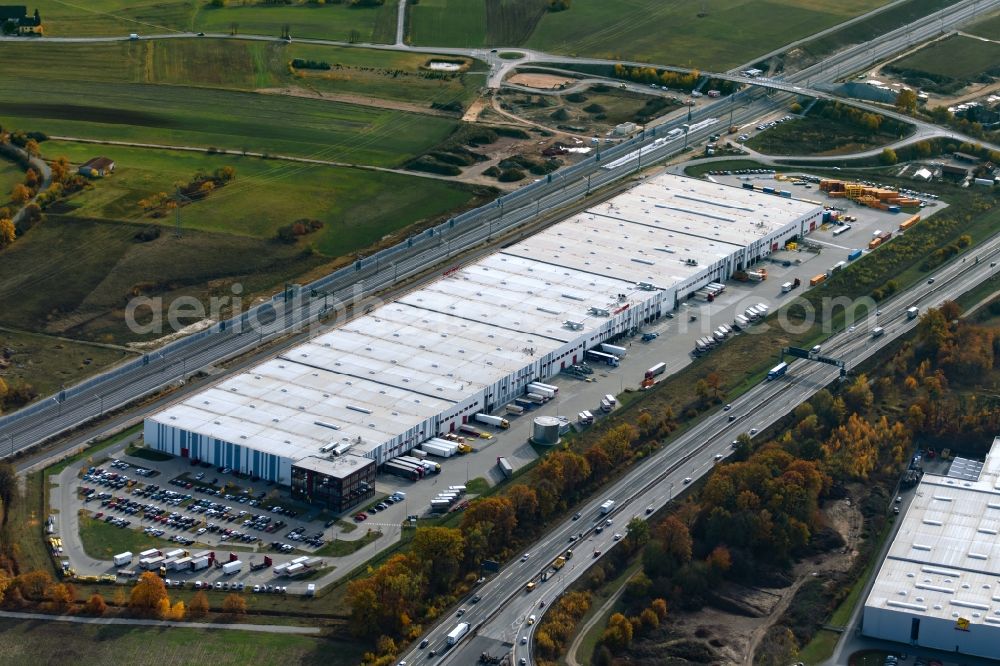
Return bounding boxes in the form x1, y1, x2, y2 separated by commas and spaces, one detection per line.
532, 416, 561, 446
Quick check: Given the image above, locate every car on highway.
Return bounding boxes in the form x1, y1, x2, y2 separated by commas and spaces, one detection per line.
471, 594, 481, 604
613, 533, 622, 541
728, 414, 736, 421
593, 549, 601, 558
683, 477, 692, 484
849, 325, 856, 332
723, 403, 732, 411
521, 553, 530, 562
521, 636, 528, 645
927, 278, 935, 284
895, 496, 902, 504
527, 614, 536, 625
749, 428, 758, 436
456, 608, 466, 617
645, 506, 654, 515
714, 454, 723, 461
569, 534, 578, 542
419, 639, 429, 649
572, 512, 581, 520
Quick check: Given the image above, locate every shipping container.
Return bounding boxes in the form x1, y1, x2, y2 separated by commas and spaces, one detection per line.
868, 237, 883, 250
809, 274, 827, 286
898, 214, 921, 231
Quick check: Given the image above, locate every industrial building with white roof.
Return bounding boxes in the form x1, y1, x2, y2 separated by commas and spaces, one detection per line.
144, 173, 823, 510
862, 437, 1000, 659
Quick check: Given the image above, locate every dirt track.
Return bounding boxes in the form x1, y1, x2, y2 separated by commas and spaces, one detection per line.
507, 73, 574, 89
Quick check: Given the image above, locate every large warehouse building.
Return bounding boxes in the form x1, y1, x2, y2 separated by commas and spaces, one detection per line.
144, 174, 823, 508
862, 438, 1000, 659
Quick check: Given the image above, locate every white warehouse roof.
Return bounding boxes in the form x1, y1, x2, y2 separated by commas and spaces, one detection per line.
148, 173, 820, 466
865, 438, 1000, 628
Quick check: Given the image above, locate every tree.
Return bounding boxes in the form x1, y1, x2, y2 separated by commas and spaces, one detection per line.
639, 608, 659, 631
188, 590, 209, 618
895, 88, 918, 112
83, 593, 107, 616
129, 572, 168, 616
790, 102, 802, 114
16, 570, 52, 600
46, 582, 73, 611
914, 140, 932, 157
505, 484, 539, 523
600, 612, 633, 652
222, 593, 247, 615
169, 599, 186, 620
50, 157, 70, 184
0, 218, 15, 248
880, 147, 898, 165
623, 516, 649, 553
410, 527, 464, 594
23, 139, 39, 157
10, 184, 31, 205
650, 598, 668, 621
0, 461, 15, 524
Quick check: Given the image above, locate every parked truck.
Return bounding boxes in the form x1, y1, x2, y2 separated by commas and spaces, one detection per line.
505, 403, 525, 416
600, 343, 628, 358
447, 622, 471, 646
113, 552, 133, 567
497, 457, 513, 479
475, 413, 510, 429
222, 560, 242, 575
250, 556, 273, 572
190, 556, 211, 572
600, 499, 615, 515
526, 384, 556, 399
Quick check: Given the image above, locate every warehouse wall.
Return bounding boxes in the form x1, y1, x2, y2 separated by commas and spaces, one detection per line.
863, 605, 1000, 659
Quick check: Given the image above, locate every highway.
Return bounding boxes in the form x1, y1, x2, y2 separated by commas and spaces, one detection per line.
2, 0, 995, 460
407, 220, 1000, 666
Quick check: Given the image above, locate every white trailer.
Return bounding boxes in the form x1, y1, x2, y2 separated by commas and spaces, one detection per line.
600, 499, 615, 514
528, 381, 559, 394
138, 548, 161, 559
734, 314, 749, 329
448, 485, 467, 495
505, 403, 525, 415
140, 556, 165, 570
421, 441, 456, 458
222, 560, 242, 575
907, 306, 919, 319
290, 556, 309, 566
164, 548, 185, 560
113, 552, 133, 567
171, 557, 192, 571
190, 557, 211, 571
410, 449, 428, 459
475, 413, 510, 429
273, 562, 291, 576
447, 622, 471, 645
526, 384, 556, 399
599, 343, 628, 358
781, 281, 793, 293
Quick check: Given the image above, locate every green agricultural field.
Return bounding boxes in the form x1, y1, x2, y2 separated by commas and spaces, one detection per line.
888, 34, 1000, 82
0, 618, 365, 666
31, 0, 399, 42
0, 157, 23, 208
0, 329, 133, 399
44, 141, 477, 256
967, 10, 1000, 39
0, 39, 481, 138
408, 0, 488, 47
0, 141, 482, 341
745, 114, 910, 156
410, 0, 889, 69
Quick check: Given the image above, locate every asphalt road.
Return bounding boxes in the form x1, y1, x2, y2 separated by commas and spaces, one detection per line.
0, 0, 994, 461
409, 225, 1000, 666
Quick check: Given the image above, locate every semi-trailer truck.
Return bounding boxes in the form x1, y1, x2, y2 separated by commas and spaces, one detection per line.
526, 384, 556, 399
600, 343, 628, 358
475, 413, 510, 429
447, 622, 471, 645
645, 362, 667, 380
767, 362, 788, 380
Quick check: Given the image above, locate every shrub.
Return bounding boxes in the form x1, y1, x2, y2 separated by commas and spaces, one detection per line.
498, 168, 525, 182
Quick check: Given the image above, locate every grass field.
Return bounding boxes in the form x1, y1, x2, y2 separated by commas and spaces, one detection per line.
500, 87, 678, 134
745, 115, 908, 156
78, 511, 209, 561
408, 0, 488, 47
887, 34, 1000, 81
0, 617, 365, 666
31, 0, 399, 43
796, 0, 953, 61
967, 10, 1000, 39
0, 157, 24, 209
0, 328, 133, 399
0, 41, 463, 167
529, 0, 889, 68
44, 141, 477, 256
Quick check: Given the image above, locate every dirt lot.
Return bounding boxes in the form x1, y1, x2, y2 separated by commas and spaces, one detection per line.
666, 495, 863, 665
508, 72, 575, 89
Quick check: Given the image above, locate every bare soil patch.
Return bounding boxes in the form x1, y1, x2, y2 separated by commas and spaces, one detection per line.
507, 73, 573, 89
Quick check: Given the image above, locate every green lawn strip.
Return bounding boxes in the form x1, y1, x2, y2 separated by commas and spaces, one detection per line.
798, 629, 841, 665
77, 511, 235, 561
126, 446, 173, 462
49, 425, 143, 476
313, 528, 382, 557
465, 477, 490, 495
0, 157, 24, 207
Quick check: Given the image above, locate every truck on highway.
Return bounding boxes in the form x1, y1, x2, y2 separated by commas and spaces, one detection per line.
907, 306, 919, 319
767, 362, 788, 381
475, 413, 510, 429
600, 499, 615, 515
446, 622, 470, 646
113, 552, 133, 567
872, 326, 885, 338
